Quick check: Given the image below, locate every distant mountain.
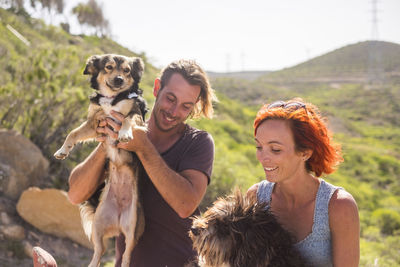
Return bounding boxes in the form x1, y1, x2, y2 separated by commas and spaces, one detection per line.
259, 41, 400, 84
207, 70, 271, 81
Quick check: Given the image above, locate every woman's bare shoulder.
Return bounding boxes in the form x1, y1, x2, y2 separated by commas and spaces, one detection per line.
329, 189, 359, 226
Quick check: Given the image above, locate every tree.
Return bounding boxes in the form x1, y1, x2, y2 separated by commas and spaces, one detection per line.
72, 0, 110, 37
30, 0, 64, 23
0, 0, 24, 11
31, 0, 64, 13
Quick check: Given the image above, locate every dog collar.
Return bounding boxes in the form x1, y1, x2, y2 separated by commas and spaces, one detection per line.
90, 90, 140, 106
128, 92, 138, 99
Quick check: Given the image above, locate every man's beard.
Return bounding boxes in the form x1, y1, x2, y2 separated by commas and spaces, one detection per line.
153, 105, 188, 133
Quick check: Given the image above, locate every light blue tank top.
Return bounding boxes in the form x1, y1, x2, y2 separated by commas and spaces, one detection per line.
257, 179, 341, 267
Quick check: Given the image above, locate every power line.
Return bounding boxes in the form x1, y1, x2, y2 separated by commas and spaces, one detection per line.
367, 0, 383, 84
370, 0, 379, 40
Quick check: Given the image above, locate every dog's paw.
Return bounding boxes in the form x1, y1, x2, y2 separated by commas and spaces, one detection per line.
54, 147, 69, 160
118, 129, 133, 143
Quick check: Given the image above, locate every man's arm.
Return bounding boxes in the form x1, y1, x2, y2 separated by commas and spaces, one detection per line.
136, 140, 207, 218
68, 142, 107, 205
118, 128, 208, 218
106, 111, 210, 218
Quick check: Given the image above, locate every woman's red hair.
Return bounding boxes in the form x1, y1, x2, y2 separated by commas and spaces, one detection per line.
254, 98, 343, 177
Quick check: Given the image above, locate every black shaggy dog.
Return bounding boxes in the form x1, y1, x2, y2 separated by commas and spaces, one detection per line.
188, 189, 308, 267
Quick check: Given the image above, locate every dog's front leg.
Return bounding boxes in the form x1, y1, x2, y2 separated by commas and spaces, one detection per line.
118, 114, 143, 143
118, 117, 134, 143
54, 121, 96, 159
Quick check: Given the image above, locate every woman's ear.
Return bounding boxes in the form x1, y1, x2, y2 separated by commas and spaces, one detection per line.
302, 149, 313, 161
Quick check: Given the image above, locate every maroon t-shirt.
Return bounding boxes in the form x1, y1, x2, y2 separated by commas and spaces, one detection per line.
115, 125, 214, 267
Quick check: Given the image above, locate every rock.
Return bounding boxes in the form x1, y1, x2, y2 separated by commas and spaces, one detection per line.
0, 224, 25, 240
0, 129, 49, 200
1, 211, 12, 224
23, 240, 34, 258
0, 200, 6, 212
16, 187, 92, 249
0, 195, 17, 214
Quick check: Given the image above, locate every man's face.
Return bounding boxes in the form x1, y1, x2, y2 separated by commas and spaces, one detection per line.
152, 73, 201, 132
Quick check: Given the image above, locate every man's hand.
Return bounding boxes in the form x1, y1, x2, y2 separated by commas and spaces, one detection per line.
97, 110, 148, 152
95, 111, 122, 142
117, 124, 148, 152
112, 110, 148, 152
95, 120, 108, 142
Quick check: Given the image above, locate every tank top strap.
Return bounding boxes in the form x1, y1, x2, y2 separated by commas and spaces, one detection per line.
312, 179, 342, 234
256, 180, 275, 208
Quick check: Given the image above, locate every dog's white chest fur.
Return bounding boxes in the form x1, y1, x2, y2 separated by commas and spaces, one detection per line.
99, 97, 121, 115
99, 96, 133, 163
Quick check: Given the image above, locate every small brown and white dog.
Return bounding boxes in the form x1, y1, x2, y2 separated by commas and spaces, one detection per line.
188, 189, 307, 267
54, 54, 147, 267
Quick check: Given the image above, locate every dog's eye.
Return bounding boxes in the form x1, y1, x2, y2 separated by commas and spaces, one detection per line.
106, 65, 113, 70
124, 68, 130, 73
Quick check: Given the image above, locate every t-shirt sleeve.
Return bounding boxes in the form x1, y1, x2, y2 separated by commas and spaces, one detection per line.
178, 132, 214, 184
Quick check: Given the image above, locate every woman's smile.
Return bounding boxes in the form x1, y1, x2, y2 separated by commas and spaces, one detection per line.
264, 166, 278, 172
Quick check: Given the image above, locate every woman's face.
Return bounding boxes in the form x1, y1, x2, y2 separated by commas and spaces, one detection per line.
255, 119, 307, 183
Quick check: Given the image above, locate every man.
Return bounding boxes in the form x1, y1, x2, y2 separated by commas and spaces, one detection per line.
67, 59, 216, 266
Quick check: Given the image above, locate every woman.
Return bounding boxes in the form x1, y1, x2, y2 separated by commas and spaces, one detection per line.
247, 98, 360, 267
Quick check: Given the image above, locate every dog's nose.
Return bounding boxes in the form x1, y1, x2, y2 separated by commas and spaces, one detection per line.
114, 76, 124, 86
190, 227, 200, 236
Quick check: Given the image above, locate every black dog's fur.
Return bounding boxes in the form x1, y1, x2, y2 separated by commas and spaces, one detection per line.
188, 189, 308, 267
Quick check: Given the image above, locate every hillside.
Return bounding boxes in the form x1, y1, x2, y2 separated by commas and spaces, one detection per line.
207, 70, 270, 80
1, 7, 400, 266
209, 43, 400, 265
258, 40, 400, 84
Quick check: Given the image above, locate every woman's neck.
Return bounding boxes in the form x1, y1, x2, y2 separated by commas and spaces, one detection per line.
274, 173, 320, 209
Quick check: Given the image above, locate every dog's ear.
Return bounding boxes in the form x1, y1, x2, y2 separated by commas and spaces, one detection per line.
129, 57, 145, 83
84, 55, 102, 75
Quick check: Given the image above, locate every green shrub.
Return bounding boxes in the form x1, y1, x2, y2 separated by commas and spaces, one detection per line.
372, 209, 400, 235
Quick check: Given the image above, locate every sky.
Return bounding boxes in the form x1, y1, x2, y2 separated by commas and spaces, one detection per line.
65, 0, 400, 72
